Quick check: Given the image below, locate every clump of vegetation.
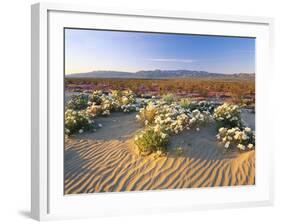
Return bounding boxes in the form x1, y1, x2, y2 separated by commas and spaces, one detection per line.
162, 93, 175, 104
180, 98, 191, 109
110, 89, 136, 105
65, 109, 94, 136
213, 103, 244, 128
175, 147, 184, 156
87, 89, 139, 117
89, 90, 103, 105
86, 103, 103, 116
216, 127, 255, 152
213, 103, 255, 152
136, 102, 158, 126
136, 99, 213, 136
186, 101, 215, 113
188, 109, 212, 129
66, 94, 89, 110
134, 126, 169, 156
153, 105, 190, 134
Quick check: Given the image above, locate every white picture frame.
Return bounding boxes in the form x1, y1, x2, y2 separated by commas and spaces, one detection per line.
31, 2, 274, 221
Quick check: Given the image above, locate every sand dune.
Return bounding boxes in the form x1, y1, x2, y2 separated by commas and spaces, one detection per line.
64, 112, 255, 194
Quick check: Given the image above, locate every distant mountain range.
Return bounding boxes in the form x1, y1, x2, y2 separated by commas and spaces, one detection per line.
66, 69, 255, 79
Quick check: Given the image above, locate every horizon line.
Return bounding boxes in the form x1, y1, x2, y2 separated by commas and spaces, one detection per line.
65, 69, 255, 76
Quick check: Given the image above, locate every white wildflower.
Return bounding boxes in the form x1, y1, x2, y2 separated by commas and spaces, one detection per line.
237, 144, 246, 151
224, 141, 230, 149
247, 143, 254, 149
242, 133, 249, 140
222, 137, 227, 143
160, 133, 167, 139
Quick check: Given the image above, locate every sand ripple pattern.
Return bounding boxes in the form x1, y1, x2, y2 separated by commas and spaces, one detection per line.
64, 112, 255, 194
64, 138, 255, 194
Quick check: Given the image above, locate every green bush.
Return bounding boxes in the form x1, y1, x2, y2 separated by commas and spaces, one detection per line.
162, 94, 175, 104
179, 98, 191, 109
187, 101, 215, 113
213, 103, 243, 128
66, 94, 89, 110
134, 126, 169, 156
65, 109, 93, 135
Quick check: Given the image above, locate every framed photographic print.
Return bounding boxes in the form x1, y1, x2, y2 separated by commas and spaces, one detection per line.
31, 2, 274, 221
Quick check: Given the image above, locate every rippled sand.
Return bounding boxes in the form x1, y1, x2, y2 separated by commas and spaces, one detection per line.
64, 112, 255, 194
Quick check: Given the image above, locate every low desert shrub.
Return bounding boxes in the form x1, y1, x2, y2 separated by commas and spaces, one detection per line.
134, 126, 169, 156
136, 100, 213, 134
100, 98, 118, 112
136, 102, 158, 125
65, 109, 94, 135
187, 101, 216, 113
188, 109, 212, 129
87, 90, 139, 116
111, 89, 136, 105
154, 109, 190, 134
162, 93, 175, 104
213, 103, 244, 128
180, 98, 191, 109
66, 94, 89, 110
216, 126, 255, 152
86, 103, 102, 116
121, 104, 140, 113
89, 90, 103, 105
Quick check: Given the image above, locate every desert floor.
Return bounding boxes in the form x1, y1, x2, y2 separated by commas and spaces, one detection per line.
64, 111, 255, 194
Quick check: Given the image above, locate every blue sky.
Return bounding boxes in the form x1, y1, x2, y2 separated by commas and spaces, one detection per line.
65, 28, 255, 75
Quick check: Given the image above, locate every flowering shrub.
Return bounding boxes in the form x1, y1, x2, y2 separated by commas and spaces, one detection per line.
88, 90, 103, 105
121, 104, 140, 113
216, 127, 255, 152
134, 126, 169, 156
162, 94, 175, 104
100, 97, 118, 112
180, 98, 191, 109
65, 109, 94, 135
121, 90, 137, 104
153, 104, 190, 134
86, 103, 101, 116
136, 102, 158, 125
188, 101, 216, 113
136, 100, 213, 135
86, 90, 139, 116
66, 94, 89, 110
213, 103, 243, 128
188, 109, 212, 129
111, 89, 136, 105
